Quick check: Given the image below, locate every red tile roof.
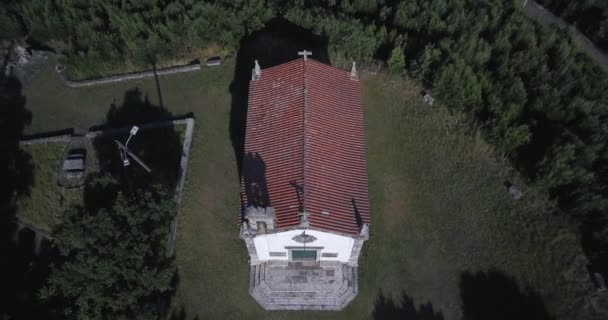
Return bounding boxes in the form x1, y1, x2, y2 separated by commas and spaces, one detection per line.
241, 58, 370, 235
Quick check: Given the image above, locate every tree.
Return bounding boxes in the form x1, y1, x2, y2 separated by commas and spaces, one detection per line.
409, 44, 442, 83
433, 59, 482, 112
45, 175, 176, 320
387, 45, 405, 75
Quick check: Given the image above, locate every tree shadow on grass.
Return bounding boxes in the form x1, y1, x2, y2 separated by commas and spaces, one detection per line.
229, 18, 330, 175
0, 76, 33, 215
372, 290, 444, 320
460, 270, 552, 320
80, 88, 183, 318
51, 174, 179, 319
90, 87, 183, 202
169, 305, 199, 320
0, 76, 59, 318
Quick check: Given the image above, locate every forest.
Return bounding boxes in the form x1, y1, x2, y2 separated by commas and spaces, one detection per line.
537, 0, 608, 51
2, 0, 608, 311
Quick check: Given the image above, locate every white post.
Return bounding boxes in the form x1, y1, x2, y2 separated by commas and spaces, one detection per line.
350, 61, 358, 80
252, 60, 261, 80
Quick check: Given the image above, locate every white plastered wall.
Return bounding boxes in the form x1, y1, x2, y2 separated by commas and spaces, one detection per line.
253, 229, 355, 263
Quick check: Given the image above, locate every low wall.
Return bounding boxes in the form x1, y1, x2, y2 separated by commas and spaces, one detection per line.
86, 118, 191, 138
20, 134, 72, 145
166, 117, 195, 257
60, 63, 201, 88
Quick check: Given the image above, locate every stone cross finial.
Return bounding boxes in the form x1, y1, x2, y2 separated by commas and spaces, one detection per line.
298, 50, 312, 61
350, 61, 358, 80
298, 211, 310, 227
252, 60, 261, 80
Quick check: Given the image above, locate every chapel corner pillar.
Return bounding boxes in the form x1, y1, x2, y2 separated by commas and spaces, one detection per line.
240, 223, 261, 265
347, 223, 370, 267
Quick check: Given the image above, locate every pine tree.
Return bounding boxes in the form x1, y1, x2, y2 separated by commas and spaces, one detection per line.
387, 45, 405, 75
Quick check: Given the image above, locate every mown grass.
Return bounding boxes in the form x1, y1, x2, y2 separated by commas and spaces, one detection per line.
169, 71, 591, 320
20, 58, 591, 319
16, 142, 82, 231
358, 74, 590, 319
22, 56, 225, 134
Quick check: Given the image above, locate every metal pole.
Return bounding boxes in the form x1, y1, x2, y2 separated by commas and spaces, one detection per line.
115, 140, 152, 173
125, 133, 134, 147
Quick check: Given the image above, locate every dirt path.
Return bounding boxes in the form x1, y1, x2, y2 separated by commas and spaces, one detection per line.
523, 0, 608, 73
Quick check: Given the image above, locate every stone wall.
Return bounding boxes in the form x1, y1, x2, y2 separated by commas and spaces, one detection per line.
165, 118, 195, 257
20, 134, 72, 145
60, 63, 201, 88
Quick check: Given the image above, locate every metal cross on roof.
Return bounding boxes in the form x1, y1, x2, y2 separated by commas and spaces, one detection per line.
298, 50, 312, 61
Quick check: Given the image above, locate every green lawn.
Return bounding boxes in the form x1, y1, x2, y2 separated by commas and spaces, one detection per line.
16, 142, 82, 231
22, 56, 227, 135
169, 73, 590, 320
19, 59, 590, 319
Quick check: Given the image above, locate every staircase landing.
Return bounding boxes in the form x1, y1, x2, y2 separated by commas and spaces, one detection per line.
249, 261, 358, 311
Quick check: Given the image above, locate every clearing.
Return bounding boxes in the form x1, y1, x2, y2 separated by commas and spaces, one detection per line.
17, 58, 591, 319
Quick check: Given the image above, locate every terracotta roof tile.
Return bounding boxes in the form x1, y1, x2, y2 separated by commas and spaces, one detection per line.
240, 58, 370, 235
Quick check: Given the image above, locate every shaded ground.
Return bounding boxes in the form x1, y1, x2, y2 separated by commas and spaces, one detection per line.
229, 19, 329, 173
0, 76, 58, 318
373, 290, 443, 320
91, 88, 183, 194
460, 270, 551, 320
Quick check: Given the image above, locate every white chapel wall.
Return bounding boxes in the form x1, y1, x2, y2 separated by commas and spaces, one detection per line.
253, 229, 355, 263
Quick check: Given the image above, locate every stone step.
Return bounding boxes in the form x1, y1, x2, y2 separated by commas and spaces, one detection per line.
267, 290, 334, 298
249, 263, 359, 311
264, 303, 343, 311
256, 263, 263, 286
257, 281, 335, 298
251, 286, 356, 310
253, 283, 355, 303
249, 265, 256, 289
253, 284, 340, 302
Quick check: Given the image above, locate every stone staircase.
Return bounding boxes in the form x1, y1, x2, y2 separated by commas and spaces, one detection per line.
249, 261, 358, 310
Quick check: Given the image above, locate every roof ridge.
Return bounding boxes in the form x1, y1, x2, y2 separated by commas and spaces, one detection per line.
302, 57, 309, 219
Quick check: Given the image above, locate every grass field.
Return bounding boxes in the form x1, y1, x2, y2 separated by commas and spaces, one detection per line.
15, 142, 82, 231
168, 72, 591, 320
22, 58, 223, 135
19, 59, 592, 319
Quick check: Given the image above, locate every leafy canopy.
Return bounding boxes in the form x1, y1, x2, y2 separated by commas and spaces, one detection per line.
46, 175, 176, 320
